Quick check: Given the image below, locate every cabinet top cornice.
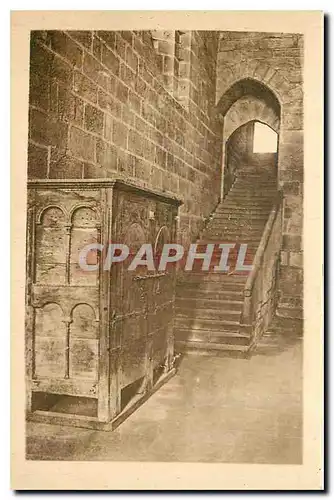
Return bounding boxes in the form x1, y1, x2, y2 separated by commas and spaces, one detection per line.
27, 178, 184, 206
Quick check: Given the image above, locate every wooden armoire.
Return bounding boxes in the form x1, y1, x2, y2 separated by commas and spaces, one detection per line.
26, 179, 182, 430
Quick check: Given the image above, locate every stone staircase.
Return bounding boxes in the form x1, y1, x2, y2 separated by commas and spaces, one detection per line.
175, 165, 278, 354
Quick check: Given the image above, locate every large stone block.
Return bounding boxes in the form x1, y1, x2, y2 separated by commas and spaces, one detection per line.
29, 108, 69, 149
48, 152, 83, 179
96, 138, 117, 169
29, 40, 53, 78
279, 266, 303, 296
68, 126, 96, 162
27, 141, 48, 178
283, 234, 302, 251
50, 54, 73, 86
73, 71, 98, 104
97, 88, 121, 117
281, 111, 303, 130
290, 251, 303, 269
282, 181, 301, 195
67, 31, 93, 50
112, 120, 128, 149
96, 31, 116, 51
49, 31, 83, 69
101, 44, 120, 76
58, 87, 84, 126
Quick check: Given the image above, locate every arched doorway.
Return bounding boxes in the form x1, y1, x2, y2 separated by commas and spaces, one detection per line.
223, 120, 279, 198
217, 78, 281, 200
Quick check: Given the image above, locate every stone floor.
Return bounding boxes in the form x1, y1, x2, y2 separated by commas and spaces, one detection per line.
26, 339, 302, 463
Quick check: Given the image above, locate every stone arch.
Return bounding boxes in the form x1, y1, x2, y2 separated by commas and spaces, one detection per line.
70, 205, 97, 226
224, 95, 280, 142
215, 60, 290, 106
37, 205, 66, 225
216, 77, 281, 118
217, 78, 281, 200
70, 302, 99, 325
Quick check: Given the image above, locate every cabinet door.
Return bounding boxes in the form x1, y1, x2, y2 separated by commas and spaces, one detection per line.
113, 190, 177, 389
115, 191, 150, 389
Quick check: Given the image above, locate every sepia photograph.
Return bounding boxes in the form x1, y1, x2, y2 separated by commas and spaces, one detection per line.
11, 10, 323, 490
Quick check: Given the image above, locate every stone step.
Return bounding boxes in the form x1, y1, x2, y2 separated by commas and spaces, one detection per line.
217, 201, 271, 208
197, 233, 262, 239
216, 205, 272, 212
231, 184, 277, 189
182, 256, 256, 267
231, 192, 277, 196
175, 317, 250, 333
204, 232, 264, 240
228, 191, 276, 198
226, 200, 274, 207
213, 212, 269, 220
176, 297, 244, 310
177, 281, 246, 293
176, 288, 244, 300
236, 171, 277, 177
175, 340, 249, 355
206, 221, 265, 230
232, 185, 277, 190
233, 181, 277, 186
210, 220, 268, 228
232, 179, 277, 185
178, 272, 248, 283
202, 233, 262, 241
229, 192, 277, 198
176, 307, 242, 322
175, 327, 250, 344
210, 221, 267, 227
230, 182, 276, 187
224, 196, 273, 209
206, 230, 265, 238
206, 225, 265, 232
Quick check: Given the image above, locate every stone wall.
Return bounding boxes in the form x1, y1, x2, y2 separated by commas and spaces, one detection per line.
28, 30, 222, 248
216, 31, 304, 312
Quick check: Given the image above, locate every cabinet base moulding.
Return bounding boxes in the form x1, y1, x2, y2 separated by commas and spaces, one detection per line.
26, 367, 176, 432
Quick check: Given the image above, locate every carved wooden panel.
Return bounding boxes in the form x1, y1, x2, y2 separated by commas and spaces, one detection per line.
35, 207, 67, 285
28, 186, 102, 401
113, 188, 177, 389
34, 302, 66, 378
69, 304, 98, 380
70, 206, 99, 286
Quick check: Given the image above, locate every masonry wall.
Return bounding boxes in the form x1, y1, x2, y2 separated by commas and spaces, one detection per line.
216, 31, 304, 313
28, 30, 222, 249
